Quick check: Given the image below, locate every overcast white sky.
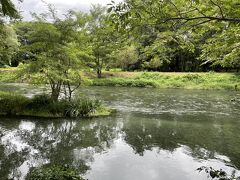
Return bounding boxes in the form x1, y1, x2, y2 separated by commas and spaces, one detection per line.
13, 0, 122, 20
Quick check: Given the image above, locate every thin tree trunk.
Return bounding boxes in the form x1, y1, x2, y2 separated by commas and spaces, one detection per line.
97, 68, 102, 78
96, 55, 102, 78
67, 81, 72, 101
50, 81, 62, 101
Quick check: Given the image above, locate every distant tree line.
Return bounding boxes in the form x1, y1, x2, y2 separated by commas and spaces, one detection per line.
0, 0, 240, 76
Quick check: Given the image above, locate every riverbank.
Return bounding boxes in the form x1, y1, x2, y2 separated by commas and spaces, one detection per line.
91, 71, 240, 90
1, 67, 240, 90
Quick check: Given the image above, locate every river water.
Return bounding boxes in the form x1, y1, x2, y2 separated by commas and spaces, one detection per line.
0, 83, 240, 180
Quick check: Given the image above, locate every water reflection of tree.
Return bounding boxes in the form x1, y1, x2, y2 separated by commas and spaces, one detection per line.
122, 114, 240, 169
0, 118, 120, 179
0, 144, 29, 179
1, 113, 240, 179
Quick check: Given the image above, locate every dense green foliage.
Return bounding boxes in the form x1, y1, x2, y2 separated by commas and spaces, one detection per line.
26, 165, 85, 180
2, 2, 239, 179
108, 0, 240, 72
0, 91, 29, 115
86, 5, 121, 78
0, 91, 106, 117
66, 96, 102, 117
1, 68, 240, 90
0, 24, 19, 67
0, 1, 239, 109
14, 8, 88, 100
115, 45, 138, 71
0, 0, 239, 81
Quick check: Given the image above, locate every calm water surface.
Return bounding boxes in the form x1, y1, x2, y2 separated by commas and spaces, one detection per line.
0, 83, 240, 180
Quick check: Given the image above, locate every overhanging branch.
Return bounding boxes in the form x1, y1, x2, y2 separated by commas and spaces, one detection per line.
163, 16, 240, 23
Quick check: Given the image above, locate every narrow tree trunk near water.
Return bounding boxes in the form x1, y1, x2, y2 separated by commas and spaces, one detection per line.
96, 55, 102, 78
51, 89, 60, 101
50, 81, 62, 101
97, 68, 102, 78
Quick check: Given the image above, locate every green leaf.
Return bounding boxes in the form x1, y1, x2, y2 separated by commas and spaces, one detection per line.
107, 7, 113, 13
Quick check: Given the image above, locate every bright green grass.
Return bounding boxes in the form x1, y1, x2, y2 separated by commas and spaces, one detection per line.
92, 72, 240, 90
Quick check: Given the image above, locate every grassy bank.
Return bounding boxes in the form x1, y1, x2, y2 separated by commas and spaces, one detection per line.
0, 91, 112, 118
1, 67, 240, 90
91, 71, 240, 90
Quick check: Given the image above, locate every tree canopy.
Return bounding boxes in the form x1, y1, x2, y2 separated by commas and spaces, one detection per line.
14, 7, 90, 100
0, 0, 239, 89
108, 0, 240, 71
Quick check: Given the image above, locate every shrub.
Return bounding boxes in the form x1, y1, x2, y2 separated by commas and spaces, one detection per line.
139, 72, 162, 79
115, 45, 138, 71
49, 100, 69, 115
26, 165, 85, 180
26, 94, 53, 111
26, 94, 70, 116
0, 91, 29, 115
92, 78, 157, 88
0, 91, 106, 118
65, 96, 102, 117
27, 94, 103, 117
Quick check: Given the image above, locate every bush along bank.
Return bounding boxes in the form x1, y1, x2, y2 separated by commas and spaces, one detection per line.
0, 92, 112, 118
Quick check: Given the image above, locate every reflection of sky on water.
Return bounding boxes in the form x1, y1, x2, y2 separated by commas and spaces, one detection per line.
0, 121, 49, 179
85, 138, 236, 180
0, 119, 239, 180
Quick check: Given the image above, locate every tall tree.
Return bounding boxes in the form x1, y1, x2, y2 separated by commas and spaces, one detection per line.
16, 9, 88, 100
87, 5, 120, 78
0, 24, 19, 67
0, 0, 21, 67
109, 0, 240, 71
